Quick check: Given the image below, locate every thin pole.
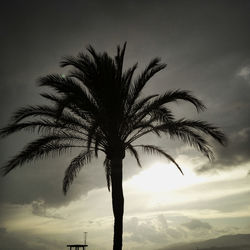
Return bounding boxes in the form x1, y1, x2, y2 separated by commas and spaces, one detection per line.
84, 232, 87, 245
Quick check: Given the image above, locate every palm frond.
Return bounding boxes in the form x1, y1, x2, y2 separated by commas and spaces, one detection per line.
87, 120, 100, 151
40, 92, 61, 103
10, 105, 57, 123
103, 157, 111, 191
39, 74, 82, 94
0, 119, 87, 138
158, 123, 214, 159
149, 107, 174, 122
149, 90, 206, 112
63, 150, 93, 194
86, 45, 100, 64
125, 123, 161, 144
38, 74, 98, 115
9, 104, 87, 130
115, 42, 127, 77
125, 94, 158, 119
94, 134, 101, 157
40, 92, 93, 123
122, 106, 173, 141
125, 119, 161, 144
126, 144, 142, 167
172, 119, 227, 145
1, 138, 75, 176
60, 55, 86, 71
120, 63, 138, 109
134, 144, 183, 175
127, 58, 166, 108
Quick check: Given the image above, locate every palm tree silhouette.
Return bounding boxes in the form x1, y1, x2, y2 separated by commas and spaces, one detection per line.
0, 43, 226, 250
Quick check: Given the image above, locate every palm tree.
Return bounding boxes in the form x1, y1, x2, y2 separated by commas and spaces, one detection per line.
0, 43, 226, 250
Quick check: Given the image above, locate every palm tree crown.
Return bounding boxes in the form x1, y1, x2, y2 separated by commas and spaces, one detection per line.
0, 43, 226, 250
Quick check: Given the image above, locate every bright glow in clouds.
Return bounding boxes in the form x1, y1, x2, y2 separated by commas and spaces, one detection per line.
126, 160, 249, 193
123, 160, 250, 211
127, 161, 207, 192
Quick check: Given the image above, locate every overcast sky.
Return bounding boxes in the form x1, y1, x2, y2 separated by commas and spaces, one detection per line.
0, 1, 250, 250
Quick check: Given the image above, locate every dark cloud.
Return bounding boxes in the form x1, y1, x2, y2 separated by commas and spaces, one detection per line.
0, 155, 108, 207
0, 0, 250, 210
0, 227, 6, 234
197, 127, 250, 173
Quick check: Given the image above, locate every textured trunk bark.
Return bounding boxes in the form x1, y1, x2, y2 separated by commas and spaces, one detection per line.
111, 158, 124, 250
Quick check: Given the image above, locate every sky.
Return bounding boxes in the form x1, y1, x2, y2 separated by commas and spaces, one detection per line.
0, 1, 250, 249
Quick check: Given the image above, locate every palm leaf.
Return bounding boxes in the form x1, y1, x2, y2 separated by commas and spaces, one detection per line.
160, 124, 214, 159
63, 150, 93, 194
0, 119, 88, 138
10, 105, 57, 123
134, 144, 183, 175
40, 92, 93, 123
38, 74, 98, 115
1, 138, 75, 176
172, 119, 227, 145
103, 157, 111, 191
126, 58, 166, 110
148, 90, 206, 112
115, 42, 127, 79
126, 144, 142, 167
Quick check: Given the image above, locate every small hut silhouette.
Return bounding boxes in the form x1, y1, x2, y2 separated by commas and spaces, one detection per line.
67, 232, 88, 250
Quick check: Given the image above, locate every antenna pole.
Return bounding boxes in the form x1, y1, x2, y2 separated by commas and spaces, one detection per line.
84, 232, 87, 245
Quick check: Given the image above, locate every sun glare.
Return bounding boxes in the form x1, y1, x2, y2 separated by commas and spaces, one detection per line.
126, 162, 206, 193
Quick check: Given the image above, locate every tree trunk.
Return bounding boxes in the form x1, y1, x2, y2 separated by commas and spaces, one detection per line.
111, 158, 124, 250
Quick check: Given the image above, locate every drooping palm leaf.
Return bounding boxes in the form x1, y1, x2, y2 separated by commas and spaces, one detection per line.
126, 144, 142, 168
103, 157, 112, 191
63, 150, 93, 194
132, 144, 183, 175
1, 137, 77, 176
